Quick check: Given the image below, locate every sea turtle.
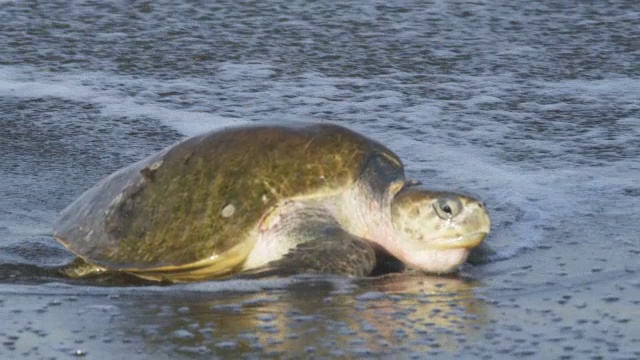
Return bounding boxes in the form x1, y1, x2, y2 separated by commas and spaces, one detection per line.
53, 123, 490, 282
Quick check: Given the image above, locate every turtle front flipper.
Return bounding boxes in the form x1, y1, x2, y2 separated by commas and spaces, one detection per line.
238, 227, 377, 279
466, 241, 498, 265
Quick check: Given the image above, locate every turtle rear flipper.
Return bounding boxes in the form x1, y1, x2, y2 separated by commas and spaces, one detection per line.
59, 256, 107, 278
58, 257, 164, 285
238, 227, 377, 279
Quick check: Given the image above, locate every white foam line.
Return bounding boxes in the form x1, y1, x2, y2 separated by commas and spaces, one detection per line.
535, 78, 640, 94
0, 67, 245, 136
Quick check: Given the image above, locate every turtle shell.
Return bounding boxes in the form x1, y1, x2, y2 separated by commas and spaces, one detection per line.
53, 123, 403, 274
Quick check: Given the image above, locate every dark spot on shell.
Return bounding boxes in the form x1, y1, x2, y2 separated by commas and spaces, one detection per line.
140, 160, 163, 181
183, 151, 195, 164
140, 167, 155, 181
105, 182, 146, 238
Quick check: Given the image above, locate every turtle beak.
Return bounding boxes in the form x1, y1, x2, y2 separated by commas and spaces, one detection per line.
429, 231, 488, 250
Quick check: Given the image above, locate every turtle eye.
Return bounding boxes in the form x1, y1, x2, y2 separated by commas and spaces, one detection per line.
434, 197, 462, 220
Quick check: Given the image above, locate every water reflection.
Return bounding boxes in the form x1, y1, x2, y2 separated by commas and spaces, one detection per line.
107, 274, 486, 357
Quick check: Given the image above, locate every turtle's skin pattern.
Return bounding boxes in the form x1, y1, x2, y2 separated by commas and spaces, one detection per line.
53, 123, 403, 275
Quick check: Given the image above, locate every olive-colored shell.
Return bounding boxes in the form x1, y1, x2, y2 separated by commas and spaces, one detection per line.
53, 123, 402, 270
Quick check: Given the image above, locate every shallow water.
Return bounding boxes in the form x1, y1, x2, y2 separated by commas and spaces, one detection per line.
1, 1, 638, 359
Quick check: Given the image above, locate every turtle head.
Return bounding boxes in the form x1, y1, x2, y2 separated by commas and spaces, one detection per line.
389, 187, 490, 274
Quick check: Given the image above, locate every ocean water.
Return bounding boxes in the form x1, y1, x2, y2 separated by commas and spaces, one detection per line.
0, 1, 638, 359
